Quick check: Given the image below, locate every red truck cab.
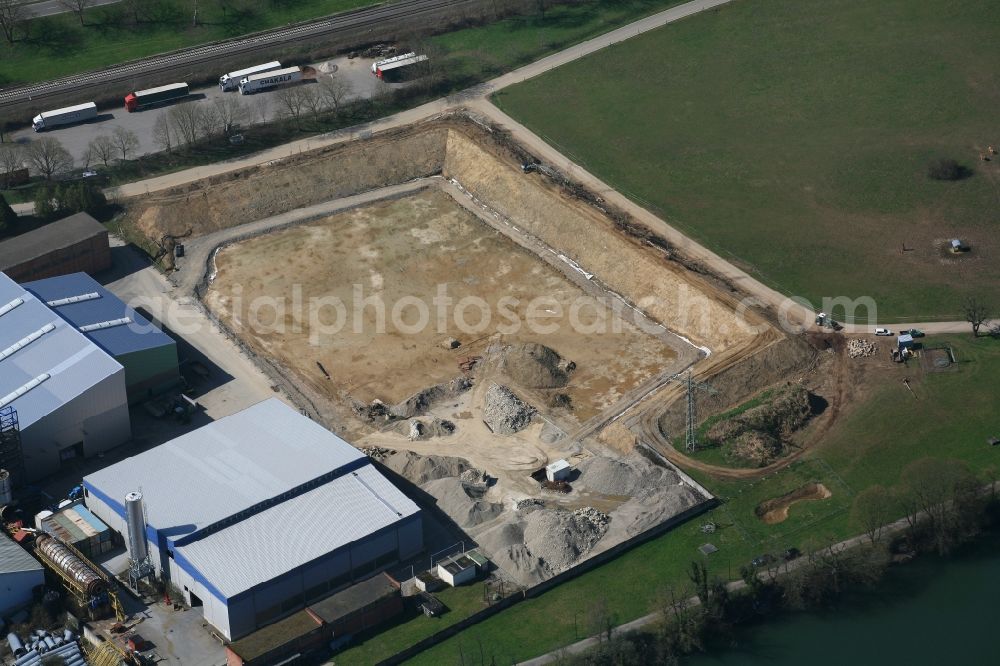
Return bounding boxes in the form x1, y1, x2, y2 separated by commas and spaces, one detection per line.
124, 93, 139, 112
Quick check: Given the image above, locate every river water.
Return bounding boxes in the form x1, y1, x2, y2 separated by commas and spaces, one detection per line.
686, 535, 1000, 665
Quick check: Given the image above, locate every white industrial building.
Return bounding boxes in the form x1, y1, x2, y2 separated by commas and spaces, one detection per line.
0, 272, 130, 482
0, 530, 45, 616
82, 399, 422, 640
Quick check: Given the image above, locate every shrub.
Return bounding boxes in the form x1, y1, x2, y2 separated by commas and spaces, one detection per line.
928, 158, 966, 181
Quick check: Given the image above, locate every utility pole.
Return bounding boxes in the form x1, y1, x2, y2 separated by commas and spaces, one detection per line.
666, 370, 717, 452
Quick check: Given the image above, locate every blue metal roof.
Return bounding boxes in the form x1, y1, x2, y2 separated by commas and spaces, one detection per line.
0, 272, 123, 430
23, 273, 175, 357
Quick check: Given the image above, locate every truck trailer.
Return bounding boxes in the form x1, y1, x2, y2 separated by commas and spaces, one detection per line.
32, 102, 98, 131
372, 53, 428, 81
238, 66, 302, 95
124, 82, 190, 112
220, 61, 282, 91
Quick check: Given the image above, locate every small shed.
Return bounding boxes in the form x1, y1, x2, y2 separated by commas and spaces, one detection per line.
950, 239, 964, 252
436, 554, 477, 587
897, 334, 914, 351
545, 459, 571, 482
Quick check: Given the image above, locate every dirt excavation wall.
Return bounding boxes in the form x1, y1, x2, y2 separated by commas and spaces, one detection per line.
656, 334, 818, 439
127, 125, 449, 240
442, 127, 763, 354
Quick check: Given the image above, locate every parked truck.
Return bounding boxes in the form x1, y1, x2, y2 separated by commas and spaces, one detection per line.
124, 82, 189, 112
32, 102, 98, 131
220, 61, 282, 91
238, 66, 302, 95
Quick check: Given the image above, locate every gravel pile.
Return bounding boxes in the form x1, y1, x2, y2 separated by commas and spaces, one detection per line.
575, 457, 642, 495
423, 477, 503, 528
848, 338, 877, 358
381, 450, 470, 485
499, 342, 575, 389
573, 507, 610, 529
523, 509, 609, 574
483, 384, 536, 434
391, 377, 473, 418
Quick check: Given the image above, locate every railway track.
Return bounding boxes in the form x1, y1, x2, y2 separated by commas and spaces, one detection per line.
0, 0, 478, 109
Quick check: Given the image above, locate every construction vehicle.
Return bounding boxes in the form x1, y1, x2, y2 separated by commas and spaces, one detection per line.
238, 66, 302, 95
124, 82, 189, 112
219, 61, 282, 91
32, 102, 97, 131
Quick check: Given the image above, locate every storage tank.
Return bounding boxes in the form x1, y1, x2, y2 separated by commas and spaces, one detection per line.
0, 468, 11, 505
124, 491, 148, 563
34, 534, 106, 597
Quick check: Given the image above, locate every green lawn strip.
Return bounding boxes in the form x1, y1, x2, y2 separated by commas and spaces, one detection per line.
395, 335, 1000, 664
493, 0, 1000, 322
0, 0, 381, 86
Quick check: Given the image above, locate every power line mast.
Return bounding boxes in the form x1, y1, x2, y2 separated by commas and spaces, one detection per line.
666, 370, 717, 452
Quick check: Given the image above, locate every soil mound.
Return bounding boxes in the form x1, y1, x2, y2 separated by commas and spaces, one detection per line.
424, 477, 503, 528
576, 457, 642, 496
381, 450, 470, 485
499, 343, 575, 389
706, 384, 814, 466
483, 384, 536, 434
523, 508, 609, 573
391, 377, 472, 419
755, 482, 831, 524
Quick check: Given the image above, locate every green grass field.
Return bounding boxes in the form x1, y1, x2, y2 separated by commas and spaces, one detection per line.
0, 0, 376, 86
493, 0, 1000, 322
330, 335, 1000, 664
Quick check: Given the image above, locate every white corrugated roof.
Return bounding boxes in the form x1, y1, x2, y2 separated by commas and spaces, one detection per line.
174, 464, 419, 599
83, 399, 367, 543
0, 272, 123, 430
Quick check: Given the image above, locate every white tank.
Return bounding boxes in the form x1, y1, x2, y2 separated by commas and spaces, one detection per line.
124, 491, 148, 563
0, 469, 11, 505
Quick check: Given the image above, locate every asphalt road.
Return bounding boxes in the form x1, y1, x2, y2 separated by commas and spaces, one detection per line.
20, 0, 122, 19
6, 55, 389, 163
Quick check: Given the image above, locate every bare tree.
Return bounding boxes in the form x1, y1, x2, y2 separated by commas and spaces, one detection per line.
0, 143, 23, 176
121, 0, 144, 24
210, 95, 248, 135
850, 484, 894, 544
252, 96, 270, 125
318, 77, 353, 117
152, 113, 174, 154
300, 86, 326, 120
25, 138, 73, 180
167, 104, 204, 147
963, 296, 991, 337
110, 126, 140, 163
274, 86, 307, 129
0, 0, 26, 44
59, 0, 92, 25
87, 135, 116, 168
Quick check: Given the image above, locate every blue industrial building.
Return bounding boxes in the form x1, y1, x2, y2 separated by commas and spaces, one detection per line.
0, 272, 130, 482
23, 273, 180, 403
82, 399, 423, 640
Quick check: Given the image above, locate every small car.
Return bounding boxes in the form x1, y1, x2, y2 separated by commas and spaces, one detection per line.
906, 328, 925, 338
875, 327, 893, 336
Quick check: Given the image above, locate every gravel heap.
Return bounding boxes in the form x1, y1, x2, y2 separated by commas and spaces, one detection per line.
522, 509, 610, 574
847, 338, 877, 358
483, 384, 536, 434
499, 342, 575, 389
575, 457, 643, 495
381, 450, 471, 485
573, 506, 610, 529
423, 477, 503, 528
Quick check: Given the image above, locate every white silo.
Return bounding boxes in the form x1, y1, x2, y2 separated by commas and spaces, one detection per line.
124, 491, 148, 563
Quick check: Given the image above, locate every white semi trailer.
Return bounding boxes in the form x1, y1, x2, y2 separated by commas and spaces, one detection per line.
219, 61, 282, 92
32, 102, 98, 132
238, 66, 303, 95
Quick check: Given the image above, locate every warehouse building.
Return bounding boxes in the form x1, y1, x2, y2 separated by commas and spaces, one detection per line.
0, 272, 131, 483
0, 530, 45, 616
0, 213, 111, 282
24, 273, 180, 403
82, 399, 423, 640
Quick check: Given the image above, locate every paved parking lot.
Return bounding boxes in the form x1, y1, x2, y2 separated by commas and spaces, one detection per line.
8, 55, 391, 165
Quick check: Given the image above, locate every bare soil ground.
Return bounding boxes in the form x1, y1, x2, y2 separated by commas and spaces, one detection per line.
204, 187, 680, 432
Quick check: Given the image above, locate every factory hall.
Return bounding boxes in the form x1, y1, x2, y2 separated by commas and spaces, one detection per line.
82, 399, 423, 640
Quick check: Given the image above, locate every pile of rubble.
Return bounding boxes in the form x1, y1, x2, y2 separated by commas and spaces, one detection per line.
361, 446, 395, 460
847, 338, 878, 358
574, 506, 611, 529
483, 384, 536, 434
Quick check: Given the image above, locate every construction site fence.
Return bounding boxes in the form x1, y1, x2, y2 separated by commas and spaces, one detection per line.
375, 498, 718, 666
